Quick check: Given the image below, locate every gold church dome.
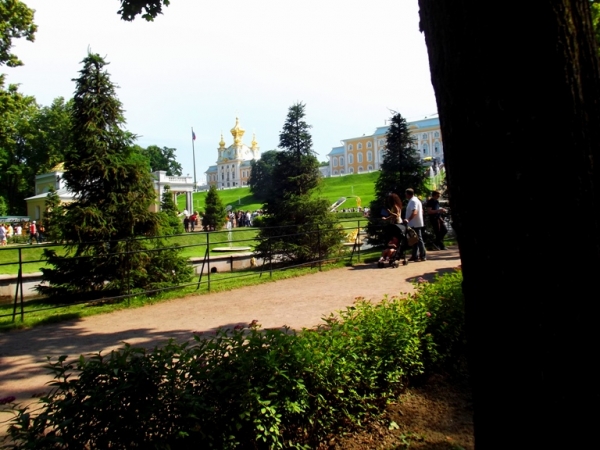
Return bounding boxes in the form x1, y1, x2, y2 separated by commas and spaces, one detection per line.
230, 117, 245, 146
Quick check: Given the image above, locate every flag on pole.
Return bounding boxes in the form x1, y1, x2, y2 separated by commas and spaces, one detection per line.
192, 130, 196, 141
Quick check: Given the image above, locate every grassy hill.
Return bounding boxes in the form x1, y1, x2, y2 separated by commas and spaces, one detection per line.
178, 171, 379, 212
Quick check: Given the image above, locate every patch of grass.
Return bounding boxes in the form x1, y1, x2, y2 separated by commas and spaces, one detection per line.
183, 171, 378, 213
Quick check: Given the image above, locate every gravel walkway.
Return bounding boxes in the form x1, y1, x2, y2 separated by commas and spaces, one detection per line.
0, 248, 460, 406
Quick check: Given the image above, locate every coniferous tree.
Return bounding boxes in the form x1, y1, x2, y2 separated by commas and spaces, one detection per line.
43, 187, 63, 243
256, 102, 342, 263
368, 111, 428, 243
39, 52, 190, 300
202, 184, 226, 231
160, 184, 183, 234
374, 111, 428, 203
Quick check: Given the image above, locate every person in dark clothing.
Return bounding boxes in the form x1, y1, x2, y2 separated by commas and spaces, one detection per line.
425, 190, 448, 250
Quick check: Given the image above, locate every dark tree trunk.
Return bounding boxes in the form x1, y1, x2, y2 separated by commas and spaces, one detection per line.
418, 1, 600, 447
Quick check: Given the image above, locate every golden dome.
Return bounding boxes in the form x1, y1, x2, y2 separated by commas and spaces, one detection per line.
251, 133, 258, 149
219, 133, 226, 148
230, 117, 245, 146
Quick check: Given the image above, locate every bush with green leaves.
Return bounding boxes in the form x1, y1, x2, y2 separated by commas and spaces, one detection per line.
3, 271, 464, 449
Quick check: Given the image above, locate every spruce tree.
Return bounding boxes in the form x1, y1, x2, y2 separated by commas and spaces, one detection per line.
256, 102, 342, 263
202, 184, 226, 231
160, 184, 183, 234
39, 52, 190, 300
368, 111, 429, 242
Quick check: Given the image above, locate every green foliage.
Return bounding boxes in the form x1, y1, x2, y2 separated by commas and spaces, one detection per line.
256, 103, 342, 264
367, 111, 429, 243
203, 184, 226, 231
42, 188, 63, 242
248, 149, 278, 201
0, 0, 37, 67
0, 79, 39, 214
118, 0, 170, 21
38, 52, 190, 300
0, 194, 7, 215
139, 144, 182, 176
160, 185, 183, 234
591, 1, 600, 57
0, 94, 73, 214
4, 271, 465, 448
374, 111, 428, 203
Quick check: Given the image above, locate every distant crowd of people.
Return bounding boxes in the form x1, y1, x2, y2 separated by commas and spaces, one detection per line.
0, 221, 46, 246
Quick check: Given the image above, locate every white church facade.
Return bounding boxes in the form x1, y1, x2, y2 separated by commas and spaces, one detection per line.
205, 118, 260, 189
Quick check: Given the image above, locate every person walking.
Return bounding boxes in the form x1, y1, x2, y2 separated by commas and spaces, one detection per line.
404, 188, 426, 262
28, 221, 38, 244
425, 190, 448, 250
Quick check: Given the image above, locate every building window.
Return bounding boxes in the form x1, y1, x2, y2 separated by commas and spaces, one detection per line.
367, 151, 373, 162
340, 156, 344, 166
434, 131, 440, 138
379, 139, 384, 146
358, 166, 364, 173
348, 154, 354, 164
422, 133, 428, 139
340, 169, 345, 174
367, 141, 372, 148
349, 167, 354, 174
357, 143, 362, 150
434, 142, 441, 153
368, 165, 373, 171
357, 152, 363, 163
333, 157, 338, 167
334, 170, 338, 175
423, 143, 429, 155
348, 144, 353, 151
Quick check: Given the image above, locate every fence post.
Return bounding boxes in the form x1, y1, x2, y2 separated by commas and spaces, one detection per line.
357, 219, 361, 262
268, 237, 273, 278
12, 247, 24, 322
317, 225, 322, 271
207, 232, 211, 292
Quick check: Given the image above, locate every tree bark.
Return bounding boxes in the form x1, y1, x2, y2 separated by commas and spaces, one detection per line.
418, 1, 600, 447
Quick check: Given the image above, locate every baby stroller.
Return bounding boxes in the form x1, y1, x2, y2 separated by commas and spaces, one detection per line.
377, 223, 409, 268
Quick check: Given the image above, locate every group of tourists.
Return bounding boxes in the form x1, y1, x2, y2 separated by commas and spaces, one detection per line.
227, 210, 260, 228
379, 189, 448, 264
183, 211, 199, 232
0, 221, 46, 246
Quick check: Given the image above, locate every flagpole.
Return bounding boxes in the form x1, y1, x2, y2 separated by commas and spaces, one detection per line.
191, 127, 197, 190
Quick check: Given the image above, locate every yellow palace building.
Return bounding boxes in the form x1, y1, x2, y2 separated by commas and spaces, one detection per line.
327, 114, 443, 176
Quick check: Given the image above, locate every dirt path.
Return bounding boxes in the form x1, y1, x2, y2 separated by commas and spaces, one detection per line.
0, 248, 460, 405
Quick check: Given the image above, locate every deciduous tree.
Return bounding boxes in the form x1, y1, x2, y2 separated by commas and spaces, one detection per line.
0, 0, 36, 67
418, 0, 600, 447
248, 149, 278, 201
140, 144, 182, 176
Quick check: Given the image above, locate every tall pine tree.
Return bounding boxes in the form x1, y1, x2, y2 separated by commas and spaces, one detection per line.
39, 52, 190, 300
256, 102, 342, 263
368, 111, 429, 242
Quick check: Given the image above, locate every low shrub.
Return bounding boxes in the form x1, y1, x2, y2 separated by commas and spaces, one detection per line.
2, 270, 464, 449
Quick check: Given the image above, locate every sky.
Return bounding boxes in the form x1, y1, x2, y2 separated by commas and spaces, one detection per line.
6, 0, 437, 184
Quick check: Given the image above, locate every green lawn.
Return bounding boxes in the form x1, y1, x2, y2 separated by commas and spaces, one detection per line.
179, 171, 379, 213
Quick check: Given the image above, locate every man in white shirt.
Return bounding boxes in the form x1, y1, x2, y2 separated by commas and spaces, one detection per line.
404, 188, 427, 262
